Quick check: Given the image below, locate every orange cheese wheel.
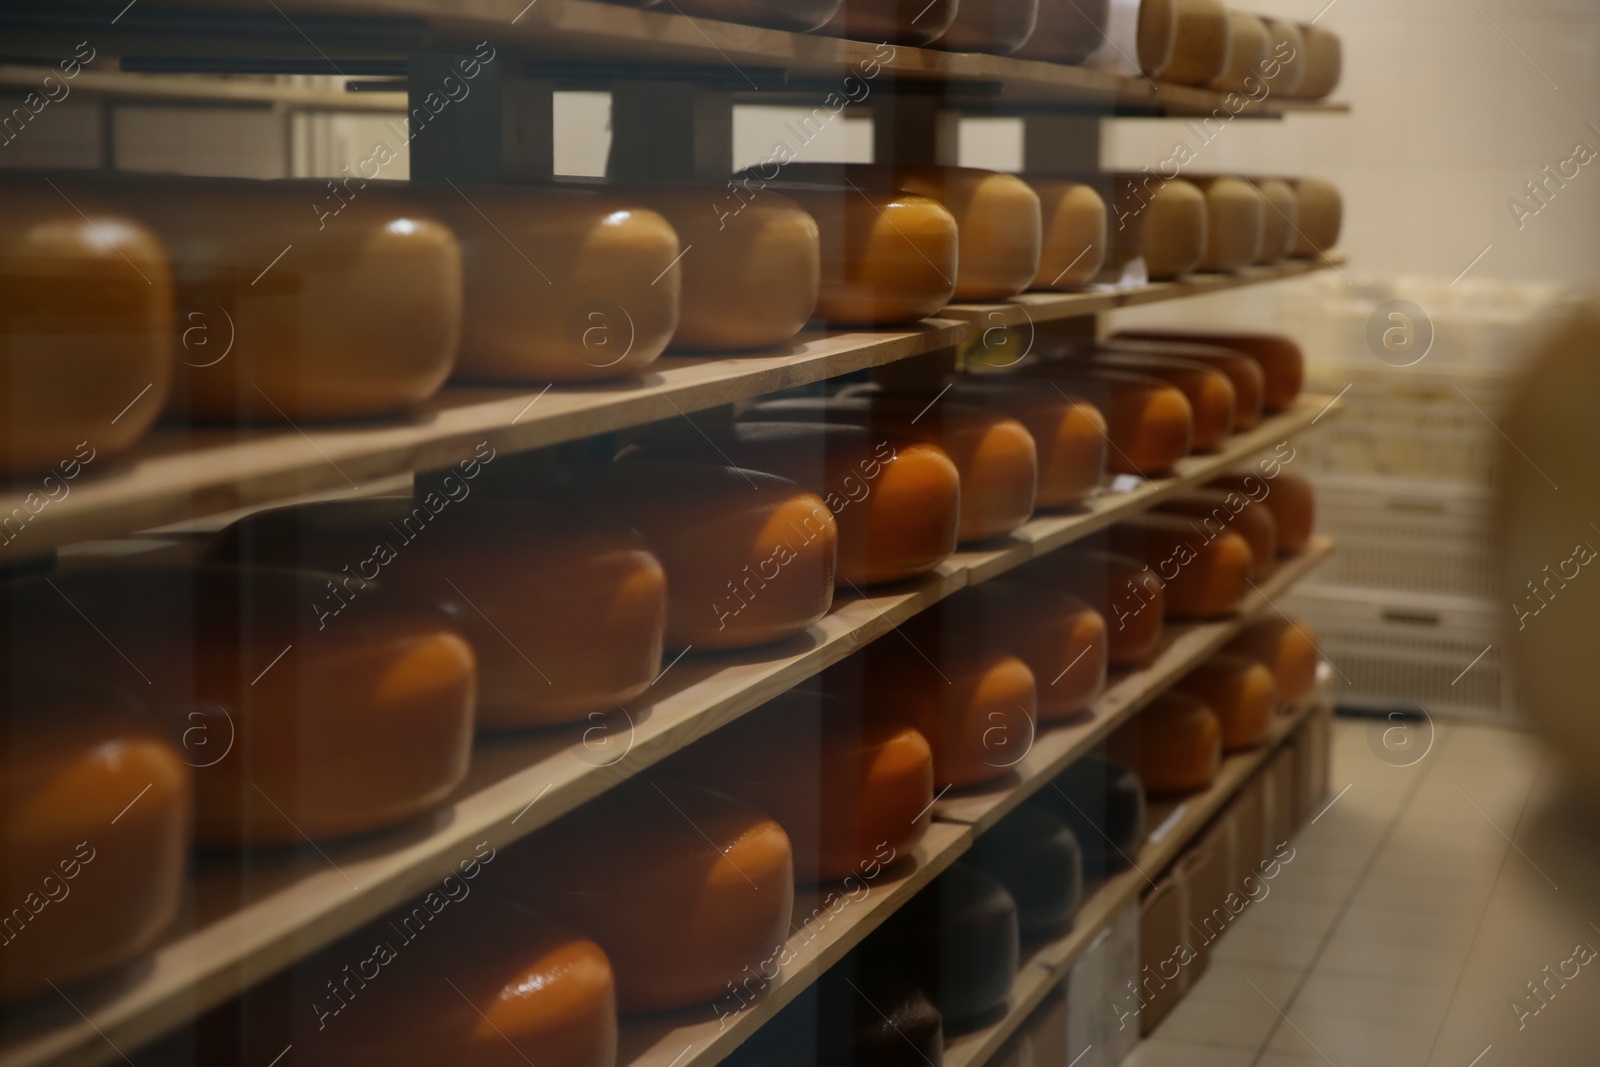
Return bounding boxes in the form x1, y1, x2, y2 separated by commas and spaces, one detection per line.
1207, 470, 1315, 553
515, 780, 794, 1014
1193, 176, 1266, 273
1009, 364, 1192, 476
931, 379, 1107, 508
777, 187, 958, 325
1138, 0, 1178, 75
1112, 690, 1222, 794
1253, 178, 1298, 264
621, 185, 819, 352
1106, 513, 1252, 619
9, 567, 475, 848
971, 584, 1109, 721
1081, 352, 1235, 450
748, 396, 1038, 543
927, 0, 1040, 54
1289, 179, 1341, 256
1175, 653, 1278, 751
624, 420, 959, 587
1013, 0, 1111, 64
471, 461, 837, 651
1108, 175, 1207, 279
1113, 329, 1304, 411
1155, 489, 1277, 577
418, 184, 678, 382
812, 0, 960, 43
1100, 339, 1264, 430
636, 0, 843, 30
1029, 178, 1109, 289
88, 176, 459, 420
783, 164, 1042, 301
1154, 0, 1231, 87
0, 673, 189, 1002
1295, 23, 1342, 99
669, 688, 934, 882
1023, 549, 1165, 667
862, 632, 1039, 788
1211, 12, 1268, 93
1262, 19, 1306, 95
0, 185, 173, 474
1225, 617, 1320, 706
207, 498, 667, 730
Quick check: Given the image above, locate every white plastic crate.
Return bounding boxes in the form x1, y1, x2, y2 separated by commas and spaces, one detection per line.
1282, 587, 1524, 726
1309, 479, 1496, 603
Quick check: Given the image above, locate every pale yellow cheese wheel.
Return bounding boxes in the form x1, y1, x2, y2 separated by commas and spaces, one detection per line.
1029, 178, 1109, 289
1211, 12, 1268, 93
1013, 0, 1111, 64
1193, 176, 1266, 273
1109, 174, 1207, 279
1289, 178, 1342, 256
928, 0, 1041, 54
622, 185, 820, 352
419, 184, 680, 382
1261, 19, 1306, 95
1138, 0, 1178, 76
1154, 0, 1231, 87
812, 0, 960, 43
1253, 178, 1298, 263
1296, 23, 1343, 99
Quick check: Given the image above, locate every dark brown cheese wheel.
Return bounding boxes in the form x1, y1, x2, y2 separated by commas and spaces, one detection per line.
1030, 755, 1147, 877
1108, 174, 1207, 279
1296, 23, 1342, 99
1009, 363, 1193, 476
1289, 178, 1342, 256
1176, 653, 1278, 751
927, 0, 1041, 54
641, 0, 844, 31
1111, 690, 1222, 795
1154, 0, 1231, 87
1211, 12, 1269, 93
1106, 513, 1253, 619
0, 184, 173, 474
812, 0, 960, 43
969, 804, 1085, 937
1100, 338, 1264, 430
1155, 488, 1279, 578
1029, 178, 1110, 289
1081, 351, 1236, 450
726, 969, 944, 1067
1254, 178, 1299, 263
1225, 616, 1320, 706
1207, 470, 1315, 553
1013, 0, 1112, 64
1113, 328, 1304, 410
1023, 549, 1166, 667
1193, 176, 1267, 273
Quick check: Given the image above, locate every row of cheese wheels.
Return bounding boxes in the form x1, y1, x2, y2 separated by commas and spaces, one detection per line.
601, 0, 1342, 101
0, 170, 1337, 475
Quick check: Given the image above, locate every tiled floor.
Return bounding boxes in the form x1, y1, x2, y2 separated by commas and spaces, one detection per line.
1129, 715, 1600, 1067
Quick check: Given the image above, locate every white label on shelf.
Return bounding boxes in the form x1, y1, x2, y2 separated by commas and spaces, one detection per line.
1085, 0, 1142, 76
1108, 474, 1145, 494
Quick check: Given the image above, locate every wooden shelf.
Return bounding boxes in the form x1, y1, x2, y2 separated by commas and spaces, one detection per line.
0, 399, 1337, 1067
935, 537, 1335, 834
941, 697, 1325, 1067
943, 255, 1346, 330
0, 66, 407, 109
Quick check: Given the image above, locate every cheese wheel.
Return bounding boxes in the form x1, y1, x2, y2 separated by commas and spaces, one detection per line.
1210, 12, 1269, 93
969, 805, 1084, 937
1030, 755, 1146, 877
1080, 352, 1235, 450
777, 187, 958, 325
1154, 0, 1231, 87
517, 780, 794, 1014
1253, 178, 1298, 264
1013, 0, 1111, 64
1289, 178, 1341, 256
1207, 470, 1315, 553
1137, 0, 1178, 76
748, 396, 1038, 543
726, 971, 943, 1066
207, 498, 667, 730
1029, 178, 1109, 289
668, 688, 934, 883
417, 184, 678, 382
1224, 617, 1320, 706
88, 176, 460, 420
641, 0, 843, 31
1193, 176, 1266, 273
0, 673, 189, 1002
862, 632, 1039, 788
866, 862, 1020, 1026
1106, 513, 1252, 619
812, 0, 960, 43
1296, 23, 1342, 99
621, 186, 819, 352
1176, 653, 1278, 751
1108, 174, 1207, 279
0, 186, 173, 473
8, 566, 475, 847
1009, 364, 1192, 476
1261, 19, 1306, 95
470, 460, 838, 650
1100, 338, 1264, 430
782, 164, 1042, 301
1113, 329, 1304, 411
965, 584, 1109, 721
624, 420, 960, 587
1155, 489, 1279, 578
927, 0, 1041, 54
1023, 549, 1165, 667
1112, 690, 1222, 795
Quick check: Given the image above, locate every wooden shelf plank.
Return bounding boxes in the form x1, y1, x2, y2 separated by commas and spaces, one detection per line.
941, 698, 1325, 1067
0, 66, 407, 110
934, 538, 1334, 834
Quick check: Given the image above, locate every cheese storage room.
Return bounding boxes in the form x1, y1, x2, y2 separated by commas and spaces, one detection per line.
1, 0, 1597, 1064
